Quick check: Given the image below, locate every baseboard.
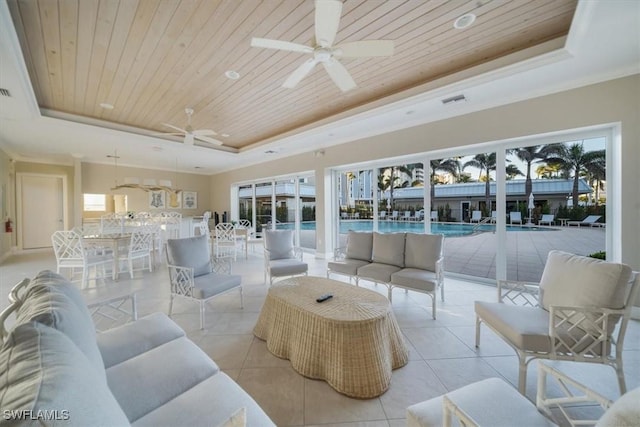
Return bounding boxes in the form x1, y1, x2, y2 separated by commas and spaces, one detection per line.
631, 306, 640, 321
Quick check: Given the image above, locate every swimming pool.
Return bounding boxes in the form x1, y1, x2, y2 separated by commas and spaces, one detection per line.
275, 220, 555, 237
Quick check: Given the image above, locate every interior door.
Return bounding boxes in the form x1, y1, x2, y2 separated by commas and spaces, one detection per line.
20, 175, 64, 249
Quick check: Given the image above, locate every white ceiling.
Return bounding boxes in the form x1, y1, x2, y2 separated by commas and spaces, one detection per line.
0, 0, 638, 175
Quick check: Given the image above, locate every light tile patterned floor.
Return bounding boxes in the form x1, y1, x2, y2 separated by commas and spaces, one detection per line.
1, 249, 637, 426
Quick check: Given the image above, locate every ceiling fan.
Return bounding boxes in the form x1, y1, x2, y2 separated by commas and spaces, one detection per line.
251, 0, 394, 92
157, 108, 222, 146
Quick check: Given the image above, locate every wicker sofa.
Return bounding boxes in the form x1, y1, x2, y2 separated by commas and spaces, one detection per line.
327, 231, 444, 319
0, 270, 275, 426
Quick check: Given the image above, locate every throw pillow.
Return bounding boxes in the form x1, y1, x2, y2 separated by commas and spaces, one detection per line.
16, 270, 107, 383
0, 322, 130, 426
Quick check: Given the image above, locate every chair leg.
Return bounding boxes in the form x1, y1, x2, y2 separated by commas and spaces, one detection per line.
168, 295, 174, 317
431, 293, 436, 320
517, 353, 528, 395
475, 316, 481, 347
440, 281, 445, 302
199, 301, 205, 330
615, 360, 627, 395
239, 287, 244, 309
129, 259, 134, 279
387, 285, 393, 302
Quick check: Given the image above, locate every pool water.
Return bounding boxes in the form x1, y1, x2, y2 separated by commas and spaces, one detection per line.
276, 220, 554, 237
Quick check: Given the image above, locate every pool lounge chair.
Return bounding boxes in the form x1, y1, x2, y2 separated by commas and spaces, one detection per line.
509, 212, 522, 225
401, 211, 412, 221
538, 214, 555, 226
389, 211, 399, 221
490, 211, 497, 223
470, 211, 482, 223
567, 215, 603, 227
378, 211, 387, 220
429, 211, 437, 222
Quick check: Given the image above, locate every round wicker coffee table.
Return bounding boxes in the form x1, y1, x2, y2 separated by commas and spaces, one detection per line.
253, 276, 408, 398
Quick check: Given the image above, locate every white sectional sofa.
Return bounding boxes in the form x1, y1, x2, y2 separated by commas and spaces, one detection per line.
327, 231, 444, 319
0, 270, 275, 426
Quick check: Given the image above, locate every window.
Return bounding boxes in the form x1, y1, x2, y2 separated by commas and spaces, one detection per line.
83, 194, 106, 211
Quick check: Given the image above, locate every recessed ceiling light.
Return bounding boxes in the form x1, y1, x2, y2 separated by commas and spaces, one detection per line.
453, 13, 476, 29
265, 150, 278, 154
99, 102, 114, 109
221, 133, 230, 137
194, 166, 202, 169
225, 70, 240, 80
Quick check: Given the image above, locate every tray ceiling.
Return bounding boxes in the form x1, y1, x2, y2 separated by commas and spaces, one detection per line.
7, 0, 577, 151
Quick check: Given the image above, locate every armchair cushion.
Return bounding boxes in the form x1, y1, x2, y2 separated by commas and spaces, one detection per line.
193, 273, 242, 299
372, 232, 405, 268
404, 233, 443, 272
268, 259, 308, 277
15, 270, 106, 382
539, 251, 632, 334
0, 322, 130, 426
264, 230, 295, 260
167, 236, 211, 277
345, 231, 373, 261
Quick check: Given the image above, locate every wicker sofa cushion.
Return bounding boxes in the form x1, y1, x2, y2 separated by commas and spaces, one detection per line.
346, 231, 373, 261
15, 270, 106, 382
264, 230, 295, 260
0, 322, 129, 426
539, 250, 631, 334
371, 232, 405, 268
404, 233, 443, 271
167, 235, 211, 277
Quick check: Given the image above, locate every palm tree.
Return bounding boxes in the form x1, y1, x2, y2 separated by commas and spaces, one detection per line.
429, 158, 460, 209
463, 153, 496, 211
583, 156, 606, 206
508, 145, 548, 203
505, 164, 524, 180
545, 142, 606, 206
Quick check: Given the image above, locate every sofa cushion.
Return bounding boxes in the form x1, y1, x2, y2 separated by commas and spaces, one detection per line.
391, 268, 438, 292
167, 235, 211, 278
0, 322, 129, 427
404, 233, 443, 272
106, 336, 219, 422
97, 312, 186, 368
328, 259, 370, 276
265, 230, 295, 260
346, 231, 373, 261
539, 250, 632, 334
406, 377, 555, 427
371, 232, 405, 268
132, 372, 275, 427
15, 270, 106, 382
357, 262, 402, 283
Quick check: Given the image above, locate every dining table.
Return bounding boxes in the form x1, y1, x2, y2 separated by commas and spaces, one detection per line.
82, 233, 131, 281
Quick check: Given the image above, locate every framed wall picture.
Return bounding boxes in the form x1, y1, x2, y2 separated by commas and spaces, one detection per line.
149, 190, 166, 209
182, 191, 197, 209
167, 191, 181, 209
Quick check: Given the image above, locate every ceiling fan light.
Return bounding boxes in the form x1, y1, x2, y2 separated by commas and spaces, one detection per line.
454, 13, 476, 29
225, 70, 240, 80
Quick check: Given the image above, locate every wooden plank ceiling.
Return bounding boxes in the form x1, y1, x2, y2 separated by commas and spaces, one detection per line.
8, 0, 577, 150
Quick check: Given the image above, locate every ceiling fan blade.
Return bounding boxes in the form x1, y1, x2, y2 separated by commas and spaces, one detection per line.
193, 129, 217, 136
282, 58, 318, 88
334, 40, 394, 58
251, 37, 313, 54
315, 0, 342, 47
162, 123, 188, 133
195, 135, 224, 146
322, 58, 356, 92
184, 133, 195, 146
151, 132, 183, 136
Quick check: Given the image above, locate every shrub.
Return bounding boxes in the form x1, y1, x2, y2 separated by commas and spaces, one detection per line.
588, 251, 606, 260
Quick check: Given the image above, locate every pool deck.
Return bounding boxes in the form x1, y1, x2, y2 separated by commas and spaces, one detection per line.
315, 222, 606, 282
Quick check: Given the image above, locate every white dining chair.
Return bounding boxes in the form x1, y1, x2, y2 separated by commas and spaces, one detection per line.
51, 230, 113, 288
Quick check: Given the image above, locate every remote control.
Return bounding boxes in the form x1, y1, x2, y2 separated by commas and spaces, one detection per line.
316, 293, 333, 303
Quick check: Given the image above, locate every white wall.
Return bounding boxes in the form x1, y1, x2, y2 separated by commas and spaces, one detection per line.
209, 75, 640, 270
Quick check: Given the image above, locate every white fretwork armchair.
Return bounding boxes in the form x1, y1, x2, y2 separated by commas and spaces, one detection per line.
475, 250, 639, 395
263, 230, 308, 285
166, 235, 242, 329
